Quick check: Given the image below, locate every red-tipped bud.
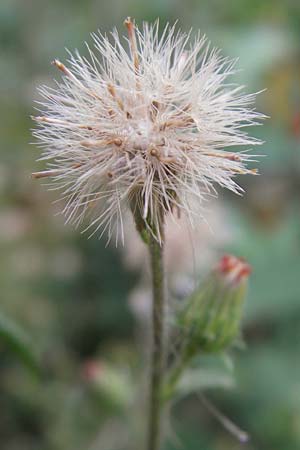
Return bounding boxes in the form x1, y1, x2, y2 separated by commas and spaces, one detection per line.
177, 255, 251, 355
81, 359, 132, 412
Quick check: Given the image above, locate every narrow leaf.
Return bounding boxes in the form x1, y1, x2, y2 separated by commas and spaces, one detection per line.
0, 311, 41, 376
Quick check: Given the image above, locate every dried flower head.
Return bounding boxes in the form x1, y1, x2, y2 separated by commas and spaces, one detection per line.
32, 18, 264, 244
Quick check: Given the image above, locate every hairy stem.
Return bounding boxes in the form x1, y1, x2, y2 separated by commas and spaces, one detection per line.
147, 233, 166, 450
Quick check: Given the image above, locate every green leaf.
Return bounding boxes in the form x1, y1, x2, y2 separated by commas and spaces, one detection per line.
172, 354, 235, 403
0, 311, 41, 376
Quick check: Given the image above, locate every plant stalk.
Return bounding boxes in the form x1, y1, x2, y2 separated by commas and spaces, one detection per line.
163, 351, 192, 403
147, 233, 166, 450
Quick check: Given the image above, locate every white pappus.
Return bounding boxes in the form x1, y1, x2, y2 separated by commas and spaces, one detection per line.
32, 18, 264, 244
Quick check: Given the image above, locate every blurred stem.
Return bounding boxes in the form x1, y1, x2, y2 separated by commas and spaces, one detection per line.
147, 232, 166, 450
163, 350, 193, 402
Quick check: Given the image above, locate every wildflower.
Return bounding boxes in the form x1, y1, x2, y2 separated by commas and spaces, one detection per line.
177, 254, 251, 355
32, 18, 263, 244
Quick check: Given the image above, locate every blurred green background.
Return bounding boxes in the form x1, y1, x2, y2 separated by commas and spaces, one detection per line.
1, 0, 300, 449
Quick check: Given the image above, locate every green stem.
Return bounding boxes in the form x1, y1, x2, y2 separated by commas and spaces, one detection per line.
163, 346, 194, 403
147, 233, 166, 450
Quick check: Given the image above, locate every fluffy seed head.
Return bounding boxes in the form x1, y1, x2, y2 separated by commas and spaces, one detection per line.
32, 18, 264, 244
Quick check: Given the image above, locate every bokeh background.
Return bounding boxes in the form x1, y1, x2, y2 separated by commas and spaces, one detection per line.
1, 0, 300, 449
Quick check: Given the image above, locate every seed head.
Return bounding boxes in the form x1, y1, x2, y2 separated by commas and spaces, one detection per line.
32, 18, 264, 244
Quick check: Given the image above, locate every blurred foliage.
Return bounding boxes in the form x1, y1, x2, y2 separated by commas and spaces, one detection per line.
0, 311, 41, 376
1, 0, 300, 449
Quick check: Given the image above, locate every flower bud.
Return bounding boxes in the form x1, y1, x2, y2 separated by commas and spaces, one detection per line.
177, 255, 251, 355
82, 359, 132, 412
